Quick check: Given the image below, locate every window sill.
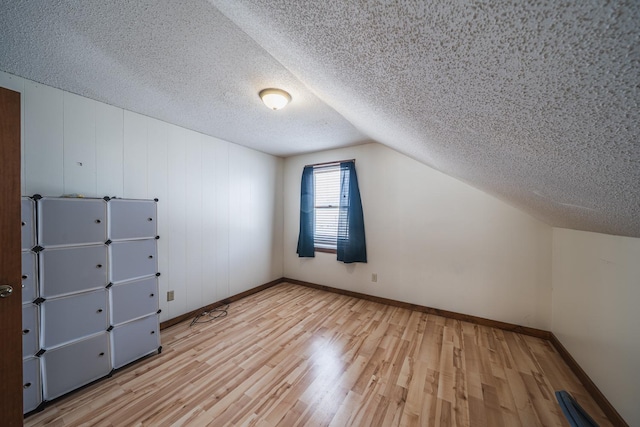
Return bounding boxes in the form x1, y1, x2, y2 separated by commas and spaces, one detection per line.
315, 247, 337, 254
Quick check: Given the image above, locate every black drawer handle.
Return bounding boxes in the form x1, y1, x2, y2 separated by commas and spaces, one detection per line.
24, 382, 31, 389
150, 293, 154, 297
148, 255, 153, 259
96, 264, 103, 268
150, 331, 155, 334
22, 329, 30, 335
99, 352, 105, 357
21, 221, 26, 226
97, 308, 103, 313
22, 274, 28, 280
95, 219, 102, 224
148, 217, 153, 221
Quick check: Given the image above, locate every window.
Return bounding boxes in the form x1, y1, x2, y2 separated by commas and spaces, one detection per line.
297, 160, 367, 263
313, 164, 340, 251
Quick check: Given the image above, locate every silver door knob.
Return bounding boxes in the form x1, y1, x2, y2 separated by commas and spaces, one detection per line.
0, 284, 13, 298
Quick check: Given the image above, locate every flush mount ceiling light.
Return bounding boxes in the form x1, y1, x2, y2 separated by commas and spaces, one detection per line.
259, 88, 291, 110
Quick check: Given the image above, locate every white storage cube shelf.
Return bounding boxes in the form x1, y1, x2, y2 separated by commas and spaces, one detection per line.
111, 314, 160, 369
108, 199, 157, 240
20, 196, 161, 408
42, 332, 111, 400
38, 197, 107, 247
110, 276, 159, 325
22, 304, 39, 359
21, 197, 36, 251
109, 239, 158, 283
41, 289, 109, 349
21, 251, 38, 303
22, 198, 41, 414
39, 244, 108, 298
23, 357, 42, 414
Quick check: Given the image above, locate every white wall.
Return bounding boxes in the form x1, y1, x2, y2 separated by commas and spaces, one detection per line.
0, 71, 284, 322
284, 143, 553, 329
552, 228, 640, 425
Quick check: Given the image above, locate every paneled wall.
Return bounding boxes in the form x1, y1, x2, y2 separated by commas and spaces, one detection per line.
552, 228, 640, 425
283, 143, 553, 329
0, 71, 284, 322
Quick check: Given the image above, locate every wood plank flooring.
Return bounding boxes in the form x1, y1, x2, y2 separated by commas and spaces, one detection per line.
25, 283, 612, 426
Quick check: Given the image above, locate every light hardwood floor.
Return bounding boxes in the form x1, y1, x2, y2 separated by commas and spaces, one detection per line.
25, 283, 611, 426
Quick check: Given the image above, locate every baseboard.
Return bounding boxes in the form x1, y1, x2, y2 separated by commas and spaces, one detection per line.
159, 276, 626, 425
284, 277, 550, 339
549, 333, 628, 426
159, 277, 285, 330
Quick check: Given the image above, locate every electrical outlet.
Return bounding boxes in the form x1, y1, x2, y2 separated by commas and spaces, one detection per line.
167, 290, 174, 301
371, 273, 378, 282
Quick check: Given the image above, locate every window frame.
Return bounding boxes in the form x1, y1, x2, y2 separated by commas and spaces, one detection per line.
312, 163, 341, 253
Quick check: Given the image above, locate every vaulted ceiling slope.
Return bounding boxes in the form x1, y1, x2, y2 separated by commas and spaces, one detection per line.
1, 1, 639, 237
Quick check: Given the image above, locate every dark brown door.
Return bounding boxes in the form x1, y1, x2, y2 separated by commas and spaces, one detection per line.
0, 87, 23, 425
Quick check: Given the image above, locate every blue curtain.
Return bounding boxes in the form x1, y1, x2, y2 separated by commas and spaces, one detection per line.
337, 162, 367, 263
296, 166, 315, 257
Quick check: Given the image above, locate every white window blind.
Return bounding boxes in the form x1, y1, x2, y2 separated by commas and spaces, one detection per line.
314, 164, 340, 249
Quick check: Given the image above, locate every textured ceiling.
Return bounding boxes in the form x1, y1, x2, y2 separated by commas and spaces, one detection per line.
1, 1, 639, 237
0, 0, 367, 155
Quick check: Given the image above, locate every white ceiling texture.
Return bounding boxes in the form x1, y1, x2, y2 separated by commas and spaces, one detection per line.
1, 1, 639, 237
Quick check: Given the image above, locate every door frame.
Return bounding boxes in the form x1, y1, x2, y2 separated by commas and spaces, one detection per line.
0, 86, 24, 425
